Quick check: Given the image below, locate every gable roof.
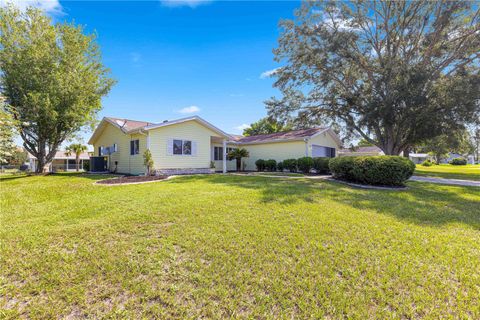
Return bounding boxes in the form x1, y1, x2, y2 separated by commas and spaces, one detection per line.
232, 127, 343, 146
105, 117, 153, 132
88, 115, 232, 145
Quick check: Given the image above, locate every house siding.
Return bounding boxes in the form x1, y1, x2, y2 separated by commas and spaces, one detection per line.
239, 141, 307, 171
148, 120, 222, 170
238, 131, 341, 171
92, 122, 147, 175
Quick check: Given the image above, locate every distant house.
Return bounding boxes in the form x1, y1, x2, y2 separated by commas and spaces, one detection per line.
338, 146, 384, 157
441, 153, 475, 164
28, 151, 91, 172
87, 116, 343, 175
408, 153, 432, 164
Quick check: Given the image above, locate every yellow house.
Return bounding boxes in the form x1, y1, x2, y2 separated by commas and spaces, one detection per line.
88, 116, 342, 175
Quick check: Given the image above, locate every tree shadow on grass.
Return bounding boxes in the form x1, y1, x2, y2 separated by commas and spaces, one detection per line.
324, 180, 480, 229
171, 175, 480, 229
167, 174, 320, 205
0, 174, 32, 181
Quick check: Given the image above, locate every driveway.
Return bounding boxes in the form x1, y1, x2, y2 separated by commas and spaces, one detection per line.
409, 176, 479, 187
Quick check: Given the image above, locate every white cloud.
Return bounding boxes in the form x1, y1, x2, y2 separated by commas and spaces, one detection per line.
178, 105, 200, 114
234, 124, 250, 131
260, 67, 280, 79
0, 0, 64, 16
160, 0, 212, 8
130, 52, 141, 63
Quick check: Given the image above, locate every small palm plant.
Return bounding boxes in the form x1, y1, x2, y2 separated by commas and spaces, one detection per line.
227, 148, 249, 172
65, 143, 88, 172
143, 149, 154, 175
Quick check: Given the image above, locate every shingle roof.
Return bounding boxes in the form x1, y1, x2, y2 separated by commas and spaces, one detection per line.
235, 128, 327, 144
28, 151, 90, 160
105, 117, 153, 132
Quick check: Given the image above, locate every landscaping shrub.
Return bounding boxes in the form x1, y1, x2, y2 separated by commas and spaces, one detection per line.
297, 157, 314, 174
83, 160, 90, 171
313, 157, 331, 174
283, 159, 298, 172
329, 156, 415, 186
265, 159, 277, 171
450, 157, 467, 165
421, 159, 434, 167
277, 161, 284, 172
255, 159, 266, 171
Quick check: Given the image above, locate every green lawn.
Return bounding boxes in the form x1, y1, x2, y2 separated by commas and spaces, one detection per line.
415, 164, 480, 181
1, 173, 479, 318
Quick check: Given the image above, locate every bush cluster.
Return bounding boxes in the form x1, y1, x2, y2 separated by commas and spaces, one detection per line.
265, 159, 277, 171
283, 159, 298, 172
329, 156, 415, 186
255, 159, 265, 171
255, 159, 278, 171
277, 161, 284, 172
421, 159, 434, 167
313, 157, 331, 174
297, 157, 314, 174
450, 157, 467, 165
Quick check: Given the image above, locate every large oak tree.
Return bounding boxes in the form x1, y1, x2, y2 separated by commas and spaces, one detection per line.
266, 0, 480, 155
0, 5, 115, 172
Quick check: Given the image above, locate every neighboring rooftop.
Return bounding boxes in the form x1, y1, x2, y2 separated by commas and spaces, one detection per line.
339, 146, 383, 154
234, 128, 328, 144
28, 151, 90, 160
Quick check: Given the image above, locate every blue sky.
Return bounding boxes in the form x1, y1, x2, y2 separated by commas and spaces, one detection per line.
21, 0, 301, 144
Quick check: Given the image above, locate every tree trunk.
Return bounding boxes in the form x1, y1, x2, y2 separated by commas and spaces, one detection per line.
35, 147, 47, 173
236, 158, 241, 172
76, 154, 80, 172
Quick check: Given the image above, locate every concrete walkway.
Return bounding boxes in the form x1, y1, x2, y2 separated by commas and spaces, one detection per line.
409, 176, 480, 187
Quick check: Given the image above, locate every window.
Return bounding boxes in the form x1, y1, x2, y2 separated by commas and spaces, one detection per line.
214, 147, 237, 161
113, 143, 117, 153
130, 140, 139, 155
173, 139, 193, 155
214, 146, 223, 161
183, 140, 191, 155
173, 139, 183, 155
98, 146, 103, 156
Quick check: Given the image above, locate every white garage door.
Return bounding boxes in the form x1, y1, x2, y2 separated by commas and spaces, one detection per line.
312, 145, 335, 157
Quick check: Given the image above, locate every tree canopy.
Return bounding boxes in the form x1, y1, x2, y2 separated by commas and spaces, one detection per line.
243, 117, 293, 136
0, 5, 115, 172
0, 95, 17, 164
420, 129, 474, 164
266, 0, 480, 155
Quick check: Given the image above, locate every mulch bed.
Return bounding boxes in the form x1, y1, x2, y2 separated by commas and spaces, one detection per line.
96, 175, 168, 185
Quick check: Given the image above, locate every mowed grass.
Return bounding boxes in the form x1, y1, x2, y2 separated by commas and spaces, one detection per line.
415, 164, 480, 181
1, 173, 479, 318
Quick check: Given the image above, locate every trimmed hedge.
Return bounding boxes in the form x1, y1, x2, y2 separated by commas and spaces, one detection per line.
277, 161, 284, 172
265, 159, 277, 171
283, 159, 297, 172
297, 157, 314, 174
313, 157, 331, 174
450, 157, 467, 165
255, 159, 265, 171
421, 160, 434, 167
329, 156, 415, 186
